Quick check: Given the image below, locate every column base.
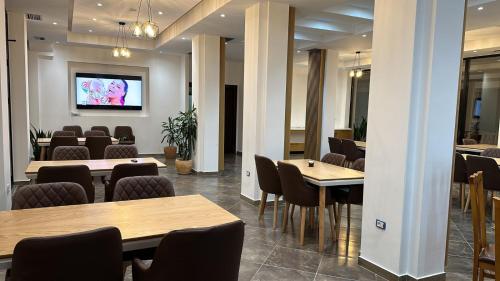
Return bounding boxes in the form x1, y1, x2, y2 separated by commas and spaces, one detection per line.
358, 257, 446, 281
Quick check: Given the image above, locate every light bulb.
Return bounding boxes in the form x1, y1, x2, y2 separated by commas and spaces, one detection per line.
356, 69, 363, 78
349, 70, 355, 77
143, 22, 158, 38
124, 49, 131, 58
112, 48, 120, 57
120, 47, 128, 57
132, 22, 143, 37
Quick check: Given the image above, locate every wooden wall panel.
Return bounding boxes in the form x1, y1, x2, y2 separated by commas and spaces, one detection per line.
283, 7, 295, 160
218, 37, 225, 171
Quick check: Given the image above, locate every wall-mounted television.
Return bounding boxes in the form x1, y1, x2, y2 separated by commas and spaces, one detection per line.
75, 73, 142, 110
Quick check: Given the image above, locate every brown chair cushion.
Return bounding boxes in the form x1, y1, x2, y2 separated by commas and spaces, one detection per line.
85, 136, 112, 159
48, 137, 79, 160
62, 126, 83, 138
479, 244, 495, 265
52, 131, 75, 137
84, 130, 106, 137
104, 145, 138, 159
105, 163, 159, 202
321, 153, 346, 167
467, 155, 500, 191
52, 146, 90, 160
37, 165, 95, 203
12, 182, 88, 210
463, 138, 478, 145
112, 176, 175, 201
91, 126, 111, 136
481, 148, 500, 158
254, 155, 281, 195
328, 137, 343, 154
114, 126, 135, 144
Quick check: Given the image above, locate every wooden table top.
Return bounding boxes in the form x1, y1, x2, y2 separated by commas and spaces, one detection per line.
354, 141, 366, 149
25, 157, 166, 177
463, 154, 500, 166
277, 159, 364, 182
37, 137, 119, 147
456, 144, 499, 153
0, 195, 240, 259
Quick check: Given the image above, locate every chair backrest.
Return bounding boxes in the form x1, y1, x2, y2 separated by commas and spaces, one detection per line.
453, 153, 468, 184
91, 126, 111, 136
10, 227, 123, 281
254, 155, 281, 195
49, 136, 79, 160
328, 137, 343, 154
12, 182, 88, 210
53, 146, 90, 160
481, 148, 500, 158
84, 130, 106, 137
341, 139, 362, 162
321, 153, 346, 167
37, 165, 95, 203
494, 196, 500, 276
134, 221, 244, 281
52, 130, 75, 137
112, 176, 175, 201
463, 138, 478, 145
114, 126, 133, 139
104, 145, 138, 159
62, 125, 83, 138
105, 163, 159, 202
351, 158, 365, 172
469, 172, 488, 265
85, 136, 112, 159
466, 155, 500, 191
277, 161, 318, 207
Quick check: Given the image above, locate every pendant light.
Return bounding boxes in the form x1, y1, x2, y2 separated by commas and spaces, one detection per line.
112, 22, 131, 58
132, 0, 159, 39
349, 51, 363, 78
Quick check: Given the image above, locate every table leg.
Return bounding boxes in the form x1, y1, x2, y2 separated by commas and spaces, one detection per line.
40, 146, 47, 161
319, 186, 325, 252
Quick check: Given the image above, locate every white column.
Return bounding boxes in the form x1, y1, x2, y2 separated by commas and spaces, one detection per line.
335, 69, 350, 129
0, 0, 12, 210
7, 13, 30, 183
360, 0, 465, 279
320, 50, 339, 157
240, 1, 290, 200
192, 34, 220, 172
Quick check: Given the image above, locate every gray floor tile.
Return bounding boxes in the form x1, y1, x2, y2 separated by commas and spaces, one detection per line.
251, 265, 315, 281
265, 246, 322, 273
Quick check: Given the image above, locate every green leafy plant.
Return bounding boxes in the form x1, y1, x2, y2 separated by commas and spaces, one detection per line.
353, 117, 367, 141
173, 107, 197, 161
30, 124, 52, 160
161, 116, 177, 146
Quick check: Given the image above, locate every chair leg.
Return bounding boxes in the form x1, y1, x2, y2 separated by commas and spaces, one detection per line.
258, 192, 268, 220
464, 184, 471, 213
290, 204, 295, 220
336, 204, 343, 238
300, 206, 306, 245
328, 205, 335, 241
460, 183, 465, 210
273, 195, 280, 229
282, 201, 290, 233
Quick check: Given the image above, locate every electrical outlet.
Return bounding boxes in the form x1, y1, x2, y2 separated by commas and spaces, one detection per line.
246, 171, 250, 177
376, 219, 386, 230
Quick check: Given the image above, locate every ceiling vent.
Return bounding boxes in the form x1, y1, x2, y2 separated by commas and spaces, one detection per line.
26, 13, 42, 21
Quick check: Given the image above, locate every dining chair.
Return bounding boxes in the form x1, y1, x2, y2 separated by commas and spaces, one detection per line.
328, 137, 343, 154
48, 136, 79, 160
84, 130, 106, 137
132, 221, 244, 281
104, 145, 138, 159
331, 158, 365, 249
9, 227, 123, 281
85, 136, 112, 159
52, 146, 90, 161
481, 148, 500, 158
463, 138, 478, 145
114, 126, 135, 145
278, 161, 336, 245
37, 165, 95, 203
62, 125, 84, 138
341, 139, 363, 167
91, 126, 111, 137
52, 130, 75, 137
104, 163, 159, 202
467, 155, 500, 220
12, 182, 88, 210
112, 176, 175, 201
494, 196, 500, 281
321, 153, 346, 167
470, 172, 495, 281
454, 153, 470, 212
254, 154, 282, 229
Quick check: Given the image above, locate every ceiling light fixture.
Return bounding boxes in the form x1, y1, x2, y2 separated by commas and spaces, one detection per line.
112, 22, 131, 58
477, 6, 484, 11
92, 18, 97, 21
52, 22, 58, 25
131, 0, 159, 39
362, 34, 367, 37
349, 51, 363, 78
181, 37, 187, 40
97, 2, 103, 7
220, 13, 226, 18
88, 29, 93, 32
473, 50, 478, 53
297, 50, 301, 53
158, 11, 163, 15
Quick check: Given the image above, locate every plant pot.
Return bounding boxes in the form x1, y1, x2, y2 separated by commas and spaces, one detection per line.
164, 146, 177, 160
175, 159, 193, 175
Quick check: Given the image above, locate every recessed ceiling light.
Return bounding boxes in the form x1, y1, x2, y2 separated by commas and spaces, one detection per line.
220, 14, 226, 18
477, 6, 484, 11
297, 50, 301, 53
92, 18, 97, 21
97, 3, 103, 7
89, 29, 93, 33
225, 42, 228, 45
55, 41, 60, 44
181, 37, 187, 40
158, 11, 163, 15
52, 22, 58, 25
362, 34, 367, 37
473, 50, 478, 53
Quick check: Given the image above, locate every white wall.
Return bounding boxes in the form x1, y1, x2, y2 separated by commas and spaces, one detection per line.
29, 45, 183, 154
291, 63, 308, 129
225, 60, 244, 152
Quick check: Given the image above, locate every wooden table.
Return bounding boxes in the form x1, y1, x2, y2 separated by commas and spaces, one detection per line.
277, 159, 364, 251
37, 137, 119, 160
456, 144, 499, 154
0, 194, 240, 269
463, 154, 500, 166
355, 141, 366, 150
25, 157, 166, 179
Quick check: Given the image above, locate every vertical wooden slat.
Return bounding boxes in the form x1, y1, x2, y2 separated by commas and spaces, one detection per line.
283, 7, 295, 160
218, 37, 225, 171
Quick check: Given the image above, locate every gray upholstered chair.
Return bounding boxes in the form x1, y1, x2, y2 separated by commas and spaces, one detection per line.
52, 130, 75, 137
321, 153, 346, 167
48, 136, 79, 160
481, 148, 500, 158
91, 126, 111, 136
85, 136, 112, 159
112, 176, 175, 201
84, 130, 106, 137
63, 126, 84, 137
52, 146, 90, 160
12, 182, 88, 210
114, 126, 135, 144
104, 145, 138, 159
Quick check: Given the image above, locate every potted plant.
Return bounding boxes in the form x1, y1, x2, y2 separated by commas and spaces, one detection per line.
353, 117, 367, 141
173, 107, 197, 174
29, 124, 52, 160
161, 117, 177, 160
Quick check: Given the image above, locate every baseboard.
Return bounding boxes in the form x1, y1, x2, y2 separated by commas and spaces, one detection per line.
358, 257, 446, 281
240, 194, 260, 206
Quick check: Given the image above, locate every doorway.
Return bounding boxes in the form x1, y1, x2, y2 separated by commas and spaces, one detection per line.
224, 85, 238, 153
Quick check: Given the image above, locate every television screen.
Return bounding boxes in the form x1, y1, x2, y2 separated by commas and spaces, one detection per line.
75, 73, 142, 110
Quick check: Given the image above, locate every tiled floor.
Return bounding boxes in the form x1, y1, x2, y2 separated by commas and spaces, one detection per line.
1, 154, 481, 280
